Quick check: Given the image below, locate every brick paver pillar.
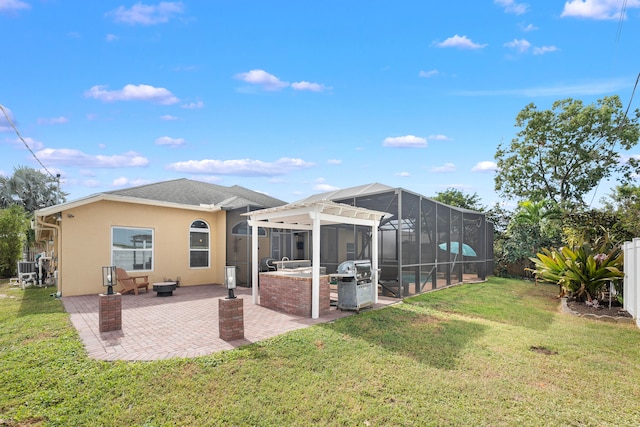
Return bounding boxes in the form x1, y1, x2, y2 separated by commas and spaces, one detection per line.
99, 293, 122, 332
219, 297, 244, 341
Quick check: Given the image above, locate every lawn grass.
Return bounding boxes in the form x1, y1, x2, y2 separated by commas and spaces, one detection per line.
2, 277, 640, 426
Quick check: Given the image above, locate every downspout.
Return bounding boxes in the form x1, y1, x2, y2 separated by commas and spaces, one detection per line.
36, 215, 61, 296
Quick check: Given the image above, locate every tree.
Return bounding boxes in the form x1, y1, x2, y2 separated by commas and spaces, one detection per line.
601, 184, 640, 239
495, 96, 640, 208
500, 200, 563, 276
432, 188, 485, 211
0, 166, 65, 212
0, 205, 29, 277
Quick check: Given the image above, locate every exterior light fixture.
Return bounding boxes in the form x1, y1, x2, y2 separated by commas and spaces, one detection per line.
225, 265, 237, 299
102, 265, 117, 295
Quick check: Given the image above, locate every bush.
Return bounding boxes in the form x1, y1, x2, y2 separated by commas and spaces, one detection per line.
0, 206, 29, 277
529, 243, 624, 302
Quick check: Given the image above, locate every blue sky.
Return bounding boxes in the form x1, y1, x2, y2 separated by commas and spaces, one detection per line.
2, 0, 640, 208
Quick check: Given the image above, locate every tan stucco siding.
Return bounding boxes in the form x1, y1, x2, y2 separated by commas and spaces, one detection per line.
58, 200, 226, 296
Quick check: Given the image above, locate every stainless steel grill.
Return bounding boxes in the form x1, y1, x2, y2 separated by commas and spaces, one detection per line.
335, 260, 374, 312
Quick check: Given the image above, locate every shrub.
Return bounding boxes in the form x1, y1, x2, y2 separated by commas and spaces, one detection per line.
529, 243, 623, 302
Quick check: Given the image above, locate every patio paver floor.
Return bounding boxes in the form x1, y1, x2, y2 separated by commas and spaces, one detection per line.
63, 284, 397, 361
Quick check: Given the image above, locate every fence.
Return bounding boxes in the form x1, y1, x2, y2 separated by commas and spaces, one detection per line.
623, 238, 640, 328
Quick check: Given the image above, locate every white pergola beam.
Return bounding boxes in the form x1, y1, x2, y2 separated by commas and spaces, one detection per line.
245, 201, 386, 320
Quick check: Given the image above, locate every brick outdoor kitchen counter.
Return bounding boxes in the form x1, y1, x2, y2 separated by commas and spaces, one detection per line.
259, 271, 330, 318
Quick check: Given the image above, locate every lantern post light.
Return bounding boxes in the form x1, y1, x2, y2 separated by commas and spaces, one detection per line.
102, 266, 116, 295
225, 265, 237, 299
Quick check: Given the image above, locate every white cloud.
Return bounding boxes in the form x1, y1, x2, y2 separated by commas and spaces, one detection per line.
180, 100, 204, 109
314, 183, 340, 192
84, 84, 179, 104
0, 106, 15, 132
35, 148, 149, 168
0, 0, 30, 11
395, 171, 411, 177
434, 34, 487, 50
453, 77, 630, 97
383, 135, 427, 148
328, 159, 342, 165
194, 175, 224, 184
533, 45, 559, 55
314, 179, 339, 191
15, 137, 44, 150
167, 157, 315, 176
495, 0, 529, 15
37, 116, 69, 125
520, 22, 538, 31
291, 81, 330, 92
431, 162, 457, 173
160, 114, 178, 121
235, 69, 289, 91
428, 134, 452, 141
504, 38, 531, 53
155, 136, 185, 146
106, 33, 118, 42
86, 113, 98, 121
419, 69, 439, 78
561, 0, 640, 20
106, 1, 184, 25
111, 177, 153, 187
472, 161, 498, 172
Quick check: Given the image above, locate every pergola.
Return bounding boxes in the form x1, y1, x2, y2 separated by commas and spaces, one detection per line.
244, 201, 388, 319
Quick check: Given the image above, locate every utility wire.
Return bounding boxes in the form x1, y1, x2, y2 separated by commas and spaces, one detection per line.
0, 103, 57, 181
615, 0, 627, 43
587, 0, 633, 208
588, 72, 640, 207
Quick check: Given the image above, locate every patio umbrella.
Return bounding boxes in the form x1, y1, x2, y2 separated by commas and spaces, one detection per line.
438, 242, 477, 257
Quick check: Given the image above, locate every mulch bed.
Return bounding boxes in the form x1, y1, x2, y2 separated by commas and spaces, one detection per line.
566, 299, 632, 318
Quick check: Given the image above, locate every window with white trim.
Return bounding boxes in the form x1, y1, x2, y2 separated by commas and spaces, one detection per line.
190, 220, 210, 268
112, 227, 153, 271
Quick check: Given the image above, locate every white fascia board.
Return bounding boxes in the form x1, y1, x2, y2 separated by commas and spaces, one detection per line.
35, 193, 222, 218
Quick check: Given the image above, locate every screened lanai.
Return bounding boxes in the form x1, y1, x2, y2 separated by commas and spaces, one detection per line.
298, 183, 494, 298
229, 183, 494, 302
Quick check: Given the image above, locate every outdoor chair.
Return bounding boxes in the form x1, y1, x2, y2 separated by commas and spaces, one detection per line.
115, 268, 150, 295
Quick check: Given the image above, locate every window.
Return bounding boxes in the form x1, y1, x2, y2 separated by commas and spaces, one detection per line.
112, 227, 153, 271
232, 221, 267, 236
190, 220, 209, 268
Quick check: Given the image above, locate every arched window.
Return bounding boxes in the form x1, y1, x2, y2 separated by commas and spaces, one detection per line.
232, 221, 267, 236
190, 220, 209, 268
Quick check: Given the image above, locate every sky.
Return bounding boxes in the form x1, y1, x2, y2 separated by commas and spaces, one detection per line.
2, 0, 640, 209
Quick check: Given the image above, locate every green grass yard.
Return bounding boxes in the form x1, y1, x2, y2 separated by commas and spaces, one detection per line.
1, 277, 640, 426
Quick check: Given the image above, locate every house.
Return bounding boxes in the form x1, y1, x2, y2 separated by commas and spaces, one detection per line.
33, 179, 286, 296
34, 179, 494, 300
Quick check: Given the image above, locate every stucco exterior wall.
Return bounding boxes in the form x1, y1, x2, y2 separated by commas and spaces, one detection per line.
58, 200, 226, 296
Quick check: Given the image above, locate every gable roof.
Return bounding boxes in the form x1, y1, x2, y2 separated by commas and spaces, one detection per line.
106, 179, 285, 209
295, 182, 394, 204
35, 179, 286, 216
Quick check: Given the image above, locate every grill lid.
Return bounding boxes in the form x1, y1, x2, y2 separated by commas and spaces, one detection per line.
337, 260, 372, 281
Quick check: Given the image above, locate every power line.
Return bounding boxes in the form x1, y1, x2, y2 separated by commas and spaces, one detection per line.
588, 72, 640, 207
0, 103, 57, 181
615, 0, 627, 43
